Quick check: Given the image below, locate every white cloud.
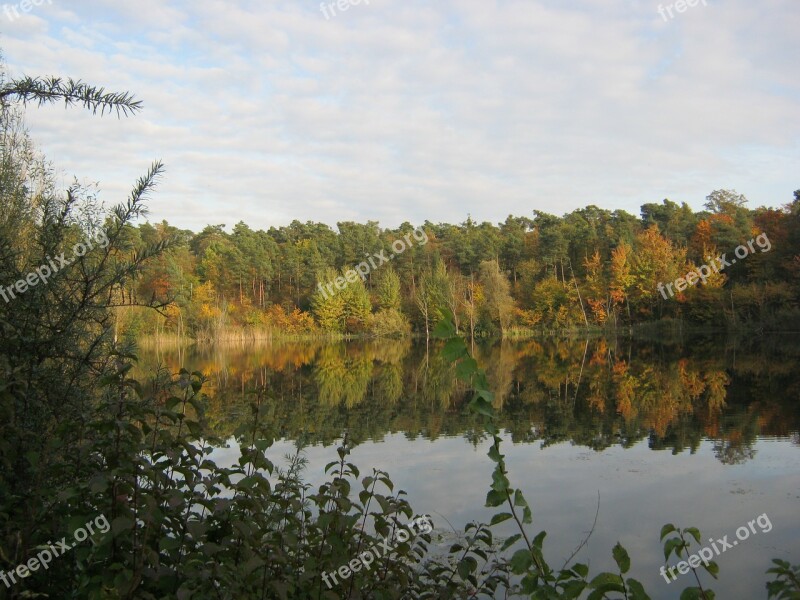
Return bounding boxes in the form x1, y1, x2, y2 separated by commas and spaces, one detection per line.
2, 0, 798, 232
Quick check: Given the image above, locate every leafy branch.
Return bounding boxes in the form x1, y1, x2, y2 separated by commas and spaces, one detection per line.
0, 76, 142, 116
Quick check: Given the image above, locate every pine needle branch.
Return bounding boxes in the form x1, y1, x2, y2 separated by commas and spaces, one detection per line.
0, 76, 143, 117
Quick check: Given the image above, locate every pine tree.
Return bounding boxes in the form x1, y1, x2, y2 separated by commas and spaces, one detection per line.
311, 268, 345, 331
374, 266, 401, 311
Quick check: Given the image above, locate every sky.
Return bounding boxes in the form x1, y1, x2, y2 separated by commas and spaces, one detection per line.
1, 0, 798, 233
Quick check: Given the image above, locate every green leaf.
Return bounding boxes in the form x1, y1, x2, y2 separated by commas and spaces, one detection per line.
475, 388, 495, 404
685, 527, 702, 544
587, 575, 625, 600
589, 572, 623, 588
442, 338, 467, 361
253, 438, 272, 452
510, 549, 534, 574
560, 579, 588, 599
532, 530, 546, 550
432, 311, 457, 338
469, 396, 495, 418
457, 556, 477, 580
679, 588, 704, 600
500, 533, 522, 552
572, 563, 589, 578
664, 537, 683, 560
704, 560, 719, 579
455, 357, 478, 381
522, 505, 532, 524
660, 523, 677, 540
490, 512, 513, 526
486, 489, 505, 507
491, 468, 510, 492
625, 578, 651, 600
612, 542, 631, 574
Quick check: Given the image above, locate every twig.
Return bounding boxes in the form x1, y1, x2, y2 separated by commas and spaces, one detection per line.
560, 491, 600, 571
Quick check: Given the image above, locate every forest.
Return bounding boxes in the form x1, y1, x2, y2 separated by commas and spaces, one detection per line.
122, 191, 800, 340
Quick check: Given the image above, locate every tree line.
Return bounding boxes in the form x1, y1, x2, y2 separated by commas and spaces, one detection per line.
124, 190, 800, 339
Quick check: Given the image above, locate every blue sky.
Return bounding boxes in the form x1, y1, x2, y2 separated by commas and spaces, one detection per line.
1, 0, 798, 232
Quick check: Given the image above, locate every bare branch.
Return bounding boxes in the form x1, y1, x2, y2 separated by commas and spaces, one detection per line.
560, 491, 600, 571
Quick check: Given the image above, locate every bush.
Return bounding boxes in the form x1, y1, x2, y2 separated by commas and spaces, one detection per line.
367, 308, 411, 337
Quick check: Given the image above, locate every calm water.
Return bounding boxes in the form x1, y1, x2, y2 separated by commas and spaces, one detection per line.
138, 335, 800, 598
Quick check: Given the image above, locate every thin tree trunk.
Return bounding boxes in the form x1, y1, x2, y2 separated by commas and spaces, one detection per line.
568, 258, 589, 329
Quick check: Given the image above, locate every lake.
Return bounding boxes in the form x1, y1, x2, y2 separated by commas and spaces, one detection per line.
137, 334, 800, 599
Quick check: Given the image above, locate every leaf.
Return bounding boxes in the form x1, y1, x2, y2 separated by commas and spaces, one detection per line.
491, 468, 510, 493
490, 513, 513, 526
572, 563, 589, 578
679, 588, 704, 600
442, 338, 467, 361
500, 533, 522, 552
664, 537, 683, 560
457, 556, 477, 580
475, 388, 495, 404
455, 358, 478, 381
522, 505, 532, 524
612, 542, 631, 574
253, 438, 272, 452
587, 573, 625, 600
510, 549, 533, 574
470, 396, 495, 418
432, 312, 457, 338
589, 572, 623, 588
560, 579, 588, 599
704, 560, 719, 578
486, 489, 505, 507
660, 523, 677, 540
532, 530, 546, 550
685, 527, 702, 544
626, 578, 651, 600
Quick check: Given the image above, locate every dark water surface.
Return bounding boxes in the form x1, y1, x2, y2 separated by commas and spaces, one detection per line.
137, 335, 800, 599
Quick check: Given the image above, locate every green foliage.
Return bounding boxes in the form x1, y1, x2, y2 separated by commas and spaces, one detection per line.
659, 524, 717, 598
367, 308, 411, 337
312, 268, 346, 332
340, 274, 372, 334
374, 266, 402, 311
478, 259, 515, 335
47, 363, 447, 598
767, 560, 800, 599
0, 75, 143, 116
102, 189, 799, 338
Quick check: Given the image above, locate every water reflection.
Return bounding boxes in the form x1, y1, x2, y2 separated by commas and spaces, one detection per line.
135, 335, 800, 462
